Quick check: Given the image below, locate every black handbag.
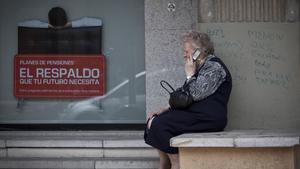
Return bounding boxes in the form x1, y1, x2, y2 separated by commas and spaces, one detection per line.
160, 80, 193, 109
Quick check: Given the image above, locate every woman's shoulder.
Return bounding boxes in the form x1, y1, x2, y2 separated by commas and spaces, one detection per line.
199, 55, 227, 77
203, 55, 224, 70
207, 55, 222, 63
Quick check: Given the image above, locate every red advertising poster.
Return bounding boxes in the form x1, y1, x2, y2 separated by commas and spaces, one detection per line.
14, 54, 106, 98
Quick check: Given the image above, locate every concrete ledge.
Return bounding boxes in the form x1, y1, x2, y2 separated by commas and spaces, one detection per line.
235, 137, 300, 147
0, 158, 95, 169
1, 131, 149, 148
0, 131, 144, 138
103, 148, 157, 158
0, 157, 159, 169
103, 140, 150, 148
6, 139, 103, 148
6, 148, 158, 158
5, 139, 151, 148
0, 131, 158, 169
171, 130, 300, 147
95, 158, 159, 169
7, 148, 103, 158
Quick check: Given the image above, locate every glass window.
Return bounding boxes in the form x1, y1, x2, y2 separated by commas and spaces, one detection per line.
0, 0, 145, 124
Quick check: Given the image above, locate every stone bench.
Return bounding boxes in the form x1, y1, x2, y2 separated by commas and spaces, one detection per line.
170, 130, 300, 169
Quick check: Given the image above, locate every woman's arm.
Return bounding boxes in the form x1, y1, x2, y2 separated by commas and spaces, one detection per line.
188, 61, 227, 101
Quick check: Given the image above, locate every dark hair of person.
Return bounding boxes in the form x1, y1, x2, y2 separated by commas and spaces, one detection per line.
48, 7, 68, 27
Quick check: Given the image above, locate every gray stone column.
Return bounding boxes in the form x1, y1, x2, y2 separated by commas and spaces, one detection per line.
145, 0, 198, 114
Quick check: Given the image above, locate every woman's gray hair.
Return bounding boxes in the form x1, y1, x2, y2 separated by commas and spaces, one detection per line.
182, 31, 214, 55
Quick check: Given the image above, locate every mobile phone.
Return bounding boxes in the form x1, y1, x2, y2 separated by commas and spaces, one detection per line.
192, 49, 201, 61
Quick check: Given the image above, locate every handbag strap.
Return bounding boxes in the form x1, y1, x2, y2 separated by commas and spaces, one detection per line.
160, 80, 175, 94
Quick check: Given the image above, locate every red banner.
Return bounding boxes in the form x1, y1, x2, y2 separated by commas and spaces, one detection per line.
14, 54, 106, 98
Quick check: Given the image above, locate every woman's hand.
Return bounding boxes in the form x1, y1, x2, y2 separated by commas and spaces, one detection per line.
147, 107, 170, 120
147, 111, 159, 120
184, 54, 196, 77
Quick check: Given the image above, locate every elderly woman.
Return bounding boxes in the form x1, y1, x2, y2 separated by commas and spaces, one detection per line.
144, 31, 232, 169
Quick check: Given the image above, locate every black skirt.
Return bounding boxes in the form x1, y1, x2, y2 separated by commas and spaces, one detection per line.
144, 109, 226, 154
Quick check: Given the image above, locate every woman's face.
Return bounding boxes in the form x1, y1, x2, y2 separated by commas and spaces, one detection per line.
183, 42, 195, 60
